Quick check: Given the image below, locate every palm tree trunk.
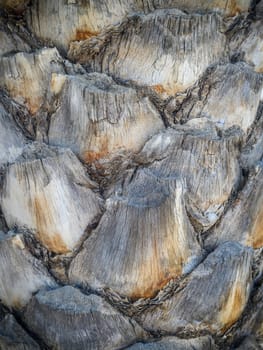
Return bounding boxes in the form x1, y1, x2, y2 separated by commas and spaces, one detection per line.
0, 0, 262, 349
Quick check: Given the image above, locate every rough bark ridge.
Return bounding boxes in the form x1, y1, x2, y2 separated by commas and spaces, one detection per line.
0, 0, 262, 349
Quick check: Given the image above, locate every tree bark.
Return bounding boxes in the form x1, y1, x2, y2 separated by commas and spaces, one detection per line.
0, 1, 262, 349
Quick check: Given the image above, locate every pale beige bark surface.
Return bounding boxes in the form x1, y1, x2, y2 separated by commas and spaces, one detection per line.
0, 1, 262, 349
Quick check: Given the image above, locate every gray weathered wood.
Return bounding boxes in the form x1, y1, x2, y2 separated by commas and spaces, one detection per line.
0, 143, 103, 253
0, 48, 66, 114
0, 17, 31, 57
0, 47, 84, 116
252, 307, 263, 348
0, 1, 262, 348
69, 168, 202, 299
69, 10, 226, 96
139, 242, 253, 334
140, 0, 251, 16
241, 104, 263, 168
125, 336, 216, 350
0, 101, 26, 166
25, 0, 250, 52
234, 336, 261, 350
48, 72, 164, 164
0, 314, 40, 350
256, 0, 263, 17
205, 163, 263, 250
138, 122, 242, 230
173, 62, 263, 132
0, 232, 56, 308
26, 0, 140, 51
237, 20, 263, 73
23, 285, 147, 350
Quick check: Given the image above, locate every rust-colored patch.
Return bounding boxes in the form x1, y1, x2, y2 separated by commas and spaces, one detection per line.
74, 29, 99, 41
82, 134, 110, 163
83, 149, 109, 163
130, 275, 176, 300
251, 208, 263, 249
24, 97, 40, 115
33, 194, 69, 254
152, 84, 167, 94
152, 83, 187, 96
5, 77, 42, 115
129, 228, 183, 299
36, 231, 70, 254
226, 0, 243, 16
219, 282, 246, 332
7, 88, 40, 115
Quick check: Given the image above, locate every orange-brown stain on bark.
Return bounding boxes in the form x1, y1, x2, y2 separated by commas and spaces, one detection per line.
7, 85, 40, 115
226, 0, 243, 16
250, 208, 263, 249
33, 194, 69, 254
219, 282, 246, 332
82, 135, 110, 163
24, 97, 41, 115
83, 149, 109, 163
130, 273, 179, 300
6, 78, 42, 115
74, 29, 99, 41
36, 231, 70, 254
129, 218, 183, 299
152, 83, 187, 96
152, 84, 167, 94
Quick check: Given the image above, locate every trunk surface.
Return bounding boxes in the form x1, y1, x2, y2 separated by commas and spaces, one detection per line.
0, 0, 262, 349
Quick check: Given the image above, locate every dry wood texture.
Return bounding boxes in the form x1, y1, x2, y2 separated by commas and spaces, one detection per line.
23, 286, 147, 350
0, 143, 103, 253
0, 0, 262, 349
0, 314, 40, 349
69, 10, 227, 96
0, 233, 56, 308
126, 336, 216, 350
139, 242, 253, 334
138, 123, 242, 230
47, 73, 164, 163
69, 169, 202, 299
0, 101, 26, 166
